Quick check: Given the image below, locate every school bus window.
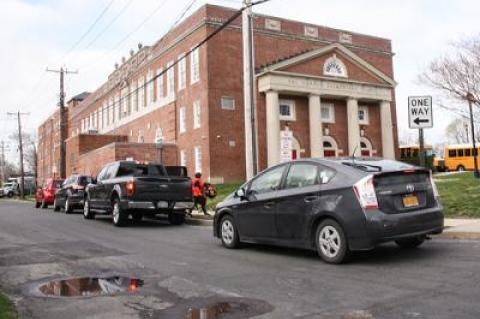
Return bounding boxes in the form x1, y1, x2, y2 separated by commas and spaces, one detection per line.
466, 149, 471, 157
458, 149, 464, 157
413, 149, 419, 157
448, 150, 456, 157
406, 148, 411, 158
401, 149, 406, 159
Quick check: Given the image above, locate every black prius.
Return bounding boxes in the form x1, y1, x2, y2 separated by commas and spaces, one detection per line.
213, 158, 444, 264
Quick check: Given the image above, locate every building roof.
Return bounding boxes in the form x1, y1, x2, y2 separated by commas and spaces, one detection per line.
68, 92, 90, 103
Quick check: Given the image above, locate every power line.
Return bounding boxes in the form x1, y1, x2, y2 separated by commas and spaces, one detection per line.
81, 0, 135, 52
77, 0, 271, 122
60, 0, 117, 64
168, 0, 200, 32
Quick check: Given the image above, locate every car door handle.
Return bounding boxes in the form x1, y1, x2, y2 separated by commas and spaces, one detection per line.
264, 202, 275, 209
304, 195, 319, 203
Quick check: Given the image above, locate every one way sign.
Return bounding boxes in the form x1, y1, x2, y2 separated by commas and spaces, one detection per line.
408, 96, 433, 129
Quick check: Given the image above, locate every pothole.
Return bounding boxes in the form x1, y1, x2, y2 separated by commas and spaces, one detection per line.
33, 276, 144, 297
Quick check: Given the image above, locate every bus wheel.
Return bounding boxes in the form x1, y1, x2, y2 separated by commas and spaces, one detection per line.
457, 165, 465, 172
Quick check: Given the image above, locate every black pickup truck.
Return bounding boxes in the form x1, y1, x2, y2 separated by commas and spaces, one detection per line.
83, 161, 193, 227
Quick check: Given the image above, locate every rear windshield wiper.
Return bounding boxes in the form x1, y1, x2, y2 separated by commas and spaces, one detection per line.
342, 162, 382, 172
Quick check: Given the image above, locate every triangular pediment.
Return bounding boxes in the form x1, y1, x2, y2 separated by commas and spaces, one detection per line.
258, 43, 396, 87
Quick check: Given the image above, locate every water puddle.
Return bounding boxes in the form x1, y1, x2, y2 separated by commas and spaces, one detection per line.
36, 276, 144, 297
186, 302, 233, 319
181, 300, 272, 319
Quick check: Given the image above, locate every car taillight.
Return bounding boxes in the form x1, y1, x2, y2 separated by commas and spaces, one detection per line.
126, 181, 135, 197
353, 175, 379, 210
429, 171, 439, 199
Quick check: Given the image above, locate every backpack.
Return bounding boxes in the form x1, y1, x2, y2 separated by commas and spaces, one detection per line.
204, 183, 217, 199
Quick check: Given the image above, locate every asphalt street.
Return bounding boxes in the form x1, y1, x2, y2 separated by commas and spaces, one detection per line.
0, 200, 479, 319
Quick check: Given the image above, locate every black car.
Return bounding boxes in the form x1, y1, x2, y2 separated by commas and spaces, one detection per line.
84, 161, 193, 227
53, 175, 93, 213
213, 158, 444, 264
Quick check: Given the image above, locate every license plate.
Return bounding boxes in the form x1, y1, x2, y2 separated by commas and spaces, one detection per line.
157, 201, 169, 208
403, 195, 419, 207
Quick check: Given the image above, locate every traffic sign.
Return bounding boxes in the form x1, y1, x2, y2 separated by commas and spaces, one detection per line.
408, 96, 433, 129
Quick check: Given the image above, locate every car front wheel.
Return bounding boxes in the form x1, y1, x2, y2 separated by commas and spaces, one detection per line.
53, 198, 60, 212
315, 219, 350, 264
83, 198, 94, 220
220, 215, 240, 249
64, 197, 72, 214
395, 236, 425, 249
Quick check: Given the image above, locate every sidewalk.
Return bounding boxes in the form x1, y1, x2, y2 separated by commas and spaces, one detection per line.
185, 209, 214, 226
439, 218, 480, 240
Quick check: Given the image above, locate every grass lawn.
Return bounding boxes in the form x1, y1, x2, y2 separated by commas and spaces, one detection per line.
206, 183, 242, 210
0, 292, 16, 319
435, 172, 480, 218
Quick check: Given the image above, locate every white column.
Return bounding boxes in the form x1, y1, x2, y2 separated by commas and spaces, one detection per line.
266, 90, 280, 166
347, 97, 361, 156
380, 100, 395, 159
309, 94, 323, 158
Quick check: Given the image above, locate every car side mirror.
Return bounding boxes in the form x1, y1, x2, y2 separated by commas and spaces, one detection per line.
91, 178, 97, 185
235, 187, 247, 200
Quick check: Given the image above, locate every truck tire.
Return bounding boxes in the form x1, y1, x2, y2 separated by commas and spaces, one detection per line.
83, 198, 95, 220
7, 192, 13, 198
168, 212, 185, 225
112, 197, 127, 227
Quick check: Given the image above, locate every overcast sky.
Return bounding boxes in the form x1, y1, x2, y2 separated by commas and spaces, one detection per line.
0, 0, 479, 162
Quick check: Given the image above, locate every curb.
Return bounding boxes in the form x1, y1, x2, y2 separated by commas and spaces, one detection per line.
185, 217, 213, 226
435, 231, 480, 240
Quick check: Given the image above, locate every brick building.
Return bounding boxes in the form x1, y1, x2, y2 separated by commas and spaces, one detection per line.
37, 92, 89, 185
40, 4, 399, 183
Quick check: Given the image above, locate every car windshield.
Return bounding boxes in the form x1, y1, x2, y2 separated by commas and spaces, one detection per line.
117, 164, 166, 177
342, 159, 415, 172
3, 183, 13, 187
78, 176, 92, 186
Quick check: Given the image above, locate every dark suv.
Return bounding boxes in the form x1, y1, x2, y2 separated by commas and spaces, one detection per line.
54, 175, 93, 213
214, 158, 444, 264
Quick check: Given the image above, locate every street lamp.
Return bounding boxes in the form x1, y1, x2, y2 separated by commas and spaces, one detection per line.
466, 92, 479, 178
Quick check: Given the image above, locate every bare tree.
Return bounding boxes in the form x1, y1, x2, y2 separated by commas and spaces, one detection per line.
445, 118, 470, 143
9, 132, 37, 174
420, 35, 480, 108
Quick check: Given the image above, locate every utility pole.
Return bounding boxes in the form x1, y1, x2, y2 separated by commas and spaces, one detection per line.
242, 0, 258, 180
7, 111, 29, 198
46, 67, 78, 179
467, 93, 479, 178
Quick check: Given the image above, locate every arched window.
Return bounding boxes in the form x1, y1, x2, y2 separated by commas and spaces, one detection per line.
323, 54, 348, 78
322, 136, 339, 157
360, 137, 373, 157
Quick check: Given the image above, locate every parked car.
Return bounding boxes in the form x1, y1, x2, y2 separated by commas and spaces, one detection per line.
53, 175, 93, 213
84, 161, 193, 227
213, 158, 444, 264
35, 178, 64, 208
0, 182, 17, 198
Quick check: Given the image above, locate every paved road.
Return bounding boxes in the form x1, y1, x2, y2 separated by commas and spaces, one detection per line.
1, 200, 479, 319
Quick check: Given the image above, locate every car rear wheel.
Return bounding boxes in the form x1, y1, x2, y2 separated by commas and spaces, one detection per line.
64, 198, 72, 214
112, 198, 127, 227
220, 215, 240, 249
395, 236, 425, 249
83, 199, 95, 220
315, 219, 350, 264
53, 198, 60, 212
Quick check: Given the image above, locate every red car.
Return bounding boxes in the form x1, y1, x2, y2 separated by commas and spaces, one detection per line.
35, 178, 64, 209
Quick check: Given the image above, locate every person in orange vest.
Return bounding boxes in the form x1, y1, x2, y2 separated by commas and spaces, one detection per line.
192, 172, 209, 216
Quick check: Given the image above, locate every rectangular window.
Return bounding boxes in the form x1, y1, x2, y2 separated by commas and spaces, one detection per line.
190, 48, 200, 84
179, 106, 186, 133
321, 103, 335, 123
167, 61, 175, 95
448, 150, 456, 158
358, 105, 369, 125
178, 54, 186, 90
193, 100, 201, 129
156, 68, 164, 99
458, 149, 464, 157
194, 146, 202, 173
121, 89, 128, 117
131, 82, 138, 112
221, 97, 235, 110
147, 71, 154, 103
466, 149, 471, 157
279, 100, 296, 121
139, 77, 145, 108
180, 150, 186, 167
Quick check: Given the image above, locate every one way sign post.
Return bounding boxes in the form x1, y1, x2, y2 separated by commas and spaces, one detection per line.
408, 96, 433, 168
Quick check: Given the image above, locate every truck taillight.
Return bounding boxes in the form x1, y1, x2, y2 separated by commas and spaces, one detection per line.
429, 171, 439, 199
126, 181, 135, 197
353, 175, 379, 210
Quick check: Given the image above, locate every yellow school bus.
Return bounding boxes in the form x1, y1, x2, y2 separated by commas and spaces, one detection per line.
443, 144, 480, 171
399, 145, 434, 168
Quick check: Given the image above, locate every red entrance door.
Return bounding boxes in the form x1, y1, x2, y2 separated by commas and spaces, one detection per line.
361, 150, 371, 157
324, 150, 336, 157
292, 150, 297, 160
